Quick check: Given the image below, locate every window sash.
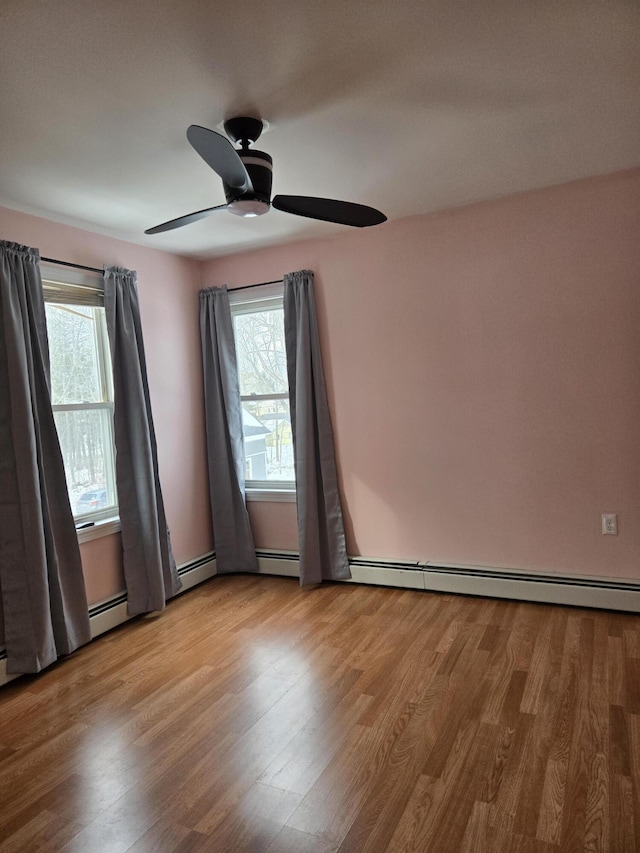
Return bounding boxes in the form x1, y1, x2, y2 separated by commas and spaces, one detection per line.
241, 395, 294, 489
42, 266, 118, 524
230, 283, 295, 492
246, 481, 295, 494
93, 305, 113, 403
53, 403, 118, 522
53, 402, 113, 412
240, 392, 289, 403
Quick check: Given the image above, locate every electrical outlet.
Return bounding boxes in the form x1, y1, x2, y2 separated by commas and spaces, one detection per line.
602, 513, 618, 535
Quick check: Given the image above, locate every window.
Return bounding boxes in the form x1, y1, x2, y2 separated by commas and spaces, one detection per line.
229, 283, 295, 499
42, 267, 118, 526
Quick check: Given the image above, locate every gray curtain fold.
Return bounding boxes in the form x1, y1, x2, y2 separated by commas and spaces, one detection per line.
0, 241, 91, 673
199, 286, 257, 574
283, 270, 350, 586
104, 266, 181, 616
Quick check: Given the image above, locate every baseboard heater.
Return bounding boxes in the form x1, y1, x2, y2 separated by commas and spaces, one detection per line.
255, 550, 640, 613
88, 551, 217, 638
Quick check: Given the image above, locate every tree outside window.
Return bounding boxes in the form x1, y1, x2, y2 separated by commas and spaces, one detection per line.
230, 289, 295, 489
44, 289, 118, 522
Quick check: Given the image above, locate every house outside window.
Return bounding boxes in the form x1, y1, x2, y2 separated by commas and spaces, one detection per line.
42, 266, 118, 526
228, 282, 295, 501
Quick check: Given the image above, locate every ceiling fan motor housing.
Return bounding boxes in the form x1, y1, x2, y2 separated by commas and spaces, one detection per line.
224, 149, 273, 216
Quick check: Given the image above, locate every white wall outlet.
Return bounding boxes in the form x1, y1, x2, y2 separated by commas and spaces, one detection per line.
602, 513, 618, 535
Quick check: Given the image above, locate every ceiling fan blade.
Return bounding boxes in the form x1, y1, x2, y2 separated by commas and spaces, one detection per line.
187, 125, 252, 193
145, 204, 227, 234
272, 195, 386, 227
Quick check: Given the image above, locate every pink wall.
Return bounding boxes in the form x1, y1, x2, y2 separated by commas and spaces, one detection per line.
80, 534, 125, 605
0, 207, 213, 605
203, 169, 640, 579
1, 166, 638, 611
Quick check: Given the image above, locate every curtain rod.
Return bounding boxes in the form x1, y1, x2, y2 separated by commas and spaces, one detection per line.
230, 278, 283, 292
41, 260, 283, 290
41, 257, 103, 275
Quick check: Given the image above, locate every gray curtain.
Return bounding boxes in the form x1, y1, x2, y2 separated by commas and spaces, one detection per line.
283, 270, 350, 585
200, 286, 257, 574
0, 241, 91, 673
104, 266, 181, 616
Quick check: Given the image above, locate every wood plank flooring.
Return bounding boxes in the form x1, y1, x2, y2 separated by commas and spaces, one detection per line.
0, 574, 639, 852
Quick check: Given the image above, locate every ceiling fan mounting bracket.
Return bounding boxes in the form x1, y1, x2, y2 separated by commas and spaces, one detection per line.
223, 116, 265, 148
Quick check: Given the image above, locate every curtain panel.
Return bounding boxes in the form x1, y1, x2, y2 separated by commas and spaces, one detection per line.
199, 286, 257, 574
283, 270, 350, 585
103, 266, 181, 616
0, 241, 91, 673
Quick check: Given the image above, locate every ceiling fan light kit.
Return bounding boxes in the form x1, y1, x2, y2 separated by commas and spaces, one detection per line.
224, 146, 272, 217
145, 116, 386, 235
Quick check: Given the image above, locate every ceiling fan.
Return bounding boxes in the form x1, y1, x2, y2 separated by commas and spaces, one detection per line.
145, 116, 387, 235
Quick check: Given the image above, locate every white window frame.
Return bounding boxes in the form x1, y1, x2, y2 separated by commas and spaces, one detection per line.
41, 265, 121, 539
228, 282, 296, 502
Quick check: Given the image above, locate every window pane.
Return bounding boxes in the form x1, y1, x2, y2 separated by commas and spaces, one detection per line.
45, 304, 105, 404
53, 408, 118, 517
242, 399, 295, 482
233, 309, 288, 396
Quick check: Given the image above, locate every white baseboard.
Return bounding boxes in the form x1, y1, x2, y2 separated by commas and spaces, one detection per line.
419, 562, 640, 612
257, 553, 426, 590
176, 552, 217, 592
89, 598, 129, 639
254, 550, 640, 613
88, 551, 217, 639
256, 552, 300, 577
345, 564, 424, 589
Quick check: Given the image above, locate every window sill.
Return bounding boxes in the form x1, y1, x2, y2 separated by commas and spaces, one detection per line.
246, 489, 296, 503
77, 517, 121, 543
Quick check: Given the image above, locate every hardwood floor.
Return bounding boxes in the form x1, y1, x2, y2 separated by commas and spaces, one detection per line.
0, 574, 639, 852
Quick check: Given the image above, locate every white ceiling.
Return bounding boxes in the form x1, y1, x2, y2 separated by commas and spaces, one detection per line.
0, 0, 638, 259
